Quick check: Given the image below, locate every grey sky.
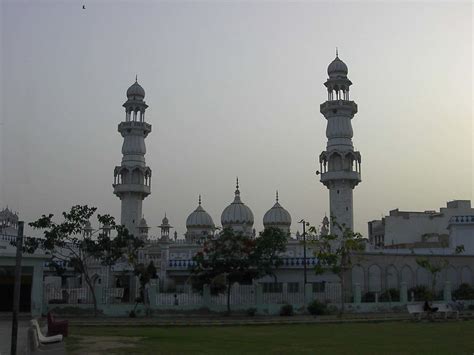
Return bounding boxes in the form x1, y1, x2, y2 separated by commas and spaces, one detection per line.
1, 0, 472, 237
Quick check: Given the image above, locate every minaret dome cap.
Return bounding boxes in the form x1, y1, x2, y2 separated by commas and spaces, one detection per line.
327, 55, 348, 78
126, 79, 145, 99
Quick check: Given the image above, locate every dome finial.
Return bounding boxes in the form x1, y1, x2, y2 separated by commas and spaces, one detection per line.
336, 47, 338, 57
135, 74, 138, 83
276, 190, 279, 202
235, 177, 240, 195
198, 194, 202, 206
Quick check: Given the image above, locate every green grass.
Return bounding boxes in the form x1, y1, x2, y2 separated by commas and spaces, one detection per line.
68, 321, 474, 354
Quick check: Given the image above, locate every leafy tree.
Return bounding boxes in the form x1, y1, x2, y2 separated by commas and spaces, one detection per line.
191, 228, 257, 314
309, 217, 365, 315
191, 227, 287, 314
252, 227, 288, 282
25, 205, 144, 316
133, 261, 158, 307
415, 245, 464, 297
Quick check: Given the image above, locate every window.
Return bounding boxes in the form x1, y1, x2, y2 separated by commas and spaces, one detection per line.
288, 282, 299, 293
262, 282, 283, 293
312, 282, 326, 293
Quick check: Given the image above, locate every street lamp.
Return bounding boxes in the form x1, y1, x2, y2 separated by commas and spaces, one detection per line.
298, 219, 310, 285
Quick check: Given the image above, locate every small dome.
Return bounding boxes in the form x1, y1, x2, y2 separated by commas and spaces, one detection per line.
126, 79, 145, 99
139, 217, 148, 228
263, 192, 292, 227
186, 196, 215, 229
327, 56, 348, 78
161, 215, 169, 226
221, 180, 254, 227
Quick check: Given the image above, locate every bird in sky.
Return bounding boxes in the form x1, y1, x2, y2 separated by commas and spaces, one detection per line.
82, 5, 85, 9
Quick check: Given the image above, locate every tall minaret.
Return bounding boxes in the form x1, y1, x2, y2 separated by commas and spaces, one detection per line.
113, 78, 152, 235
318, 52, 361, 234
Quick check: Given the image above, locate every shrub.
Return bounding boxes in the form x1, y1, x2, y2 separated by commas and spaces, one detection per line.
408, 285, 434, 301
362, 292, 376, 302
307, 300, 328, 315
280, 304, 294, 316
327, 305, 339, 315
379, 288, 400, 302
246, 307, 257, 316
468, 305, 474, 311
453, 283, 474, 300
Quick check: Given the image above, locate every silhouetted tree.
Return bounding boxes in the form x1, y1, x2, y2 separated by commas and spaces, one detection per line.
25, 205, 144, 316
309, 217, 365, 315
191, 227, 287, 314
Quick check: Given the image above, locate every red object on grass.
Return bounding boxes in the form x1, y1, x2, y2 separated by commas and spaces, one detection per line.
47, 312, 69, 337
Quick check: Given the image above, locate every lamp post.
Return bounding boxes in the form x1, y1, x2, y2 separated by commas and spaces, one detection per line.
299, 219, 309, 285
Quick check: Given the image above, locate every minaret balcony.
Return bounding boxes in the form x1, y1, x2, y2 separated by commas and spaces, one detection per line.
320, 100, 357, 116
113, 183, 151, 196
320, 170, 361, 184
118, 121, 152, 136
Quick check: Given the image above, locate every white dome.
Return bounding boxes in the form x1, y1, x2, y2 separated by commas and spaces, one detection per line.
263, 202, 292, 227
221, 182, 254, 228
126, 80, 145, 98
263, 192, 291, 227
327, 56, 348, 78
186, 197, 215, 229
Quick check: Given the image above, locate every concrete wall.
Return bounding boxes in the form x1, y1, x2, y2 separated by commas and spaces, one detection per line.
347, 252, 474, 294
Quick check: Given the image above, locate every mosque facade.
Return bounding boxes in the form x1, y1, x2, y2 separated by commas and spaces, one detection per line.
1, 54, 473, 309
110, 55, 473, 293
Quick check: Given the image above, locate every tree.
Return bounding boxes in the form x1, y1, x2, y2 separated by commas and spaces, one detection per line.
252, 227, 288, 282
415, 245, 464, 298
25, 205, 144, 316
191, 228, 257, 314
133, 261, 158, 309
309, 217, 365, 315
191, 227, 288, 314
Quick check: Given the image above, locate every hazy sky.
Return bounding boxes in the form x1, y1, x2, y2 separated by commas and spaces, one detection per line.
1, 0, 472, 237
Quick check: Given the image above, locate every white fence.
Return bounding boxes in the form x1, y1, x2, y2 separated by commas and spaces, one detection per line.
44, 283, 343, 307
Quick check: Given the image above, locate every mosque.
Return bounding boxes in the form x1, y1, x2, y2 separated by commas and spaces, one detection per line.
107, 53, 364, 290
110, 53, 473, 294
1, 53, 473, 311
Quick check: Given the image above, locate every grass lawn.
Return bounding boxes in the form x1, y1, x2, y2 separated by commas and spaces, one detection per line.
67, 320, 474, 354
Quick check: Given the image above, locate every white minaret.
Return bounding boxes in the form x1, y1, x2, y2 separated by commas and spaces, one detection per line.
113, 78, 152, 235
318, 51, 361, 234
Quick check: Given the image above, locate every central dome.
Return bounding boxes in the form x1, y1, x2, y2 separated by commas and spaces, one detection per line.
221, 180, 254, 229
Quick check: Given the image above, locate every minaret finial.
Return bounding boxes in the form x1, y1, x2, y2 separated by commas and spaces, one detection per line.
336, 47, 338, 57
276, 190, 279, 202
198, 194, 201, 206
